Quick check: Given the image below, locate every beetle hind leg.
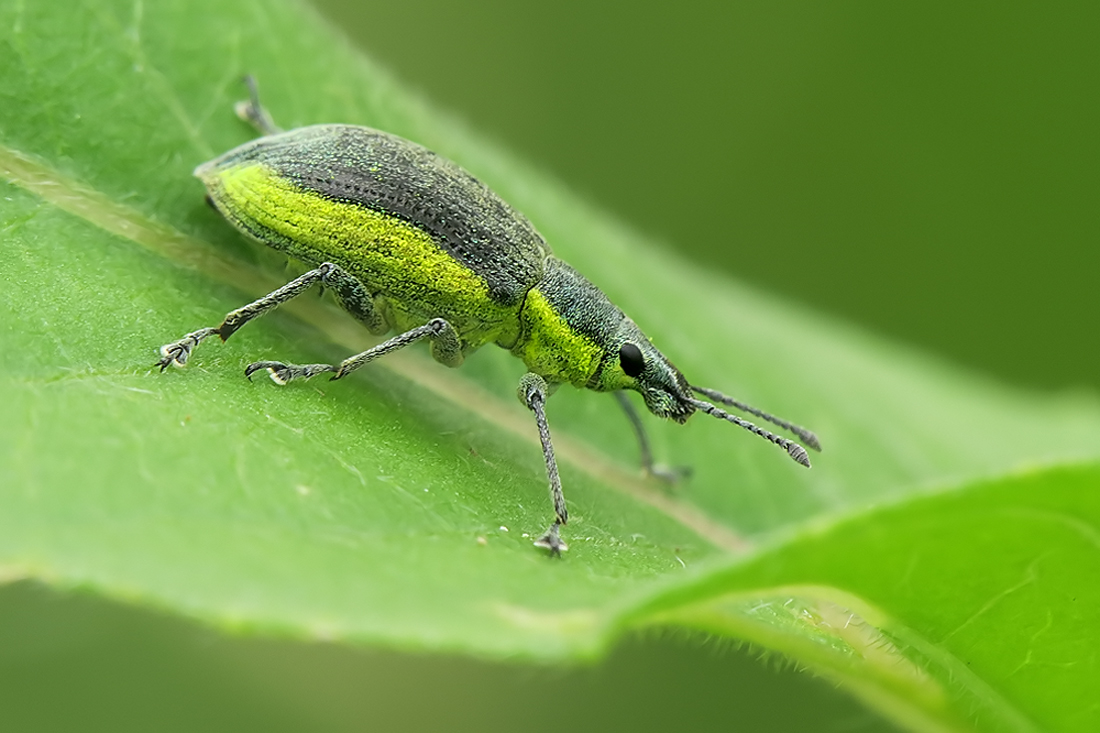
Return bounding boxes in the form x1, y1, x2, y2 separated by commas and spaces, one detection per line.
234, 75, 282, 136
154, 262, 383, 370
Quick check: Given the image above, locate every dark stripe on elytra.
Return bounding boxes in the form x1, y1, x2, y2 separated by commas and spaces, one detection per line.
213, 124, 546, 306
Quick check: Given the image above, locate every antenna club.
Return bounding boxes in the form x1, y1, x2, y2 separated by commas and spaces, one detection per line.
787, 443, 811, 468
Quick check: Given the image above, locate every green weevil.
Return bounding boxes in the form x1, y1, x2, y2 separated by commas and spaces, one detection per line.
157, 78, 821, 554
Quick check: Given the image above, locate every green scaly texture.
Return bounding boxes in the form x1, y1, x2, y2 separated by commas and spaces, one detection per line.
208, 162, 518, 349
209, 161, 620, 388
511, 288, 606, 387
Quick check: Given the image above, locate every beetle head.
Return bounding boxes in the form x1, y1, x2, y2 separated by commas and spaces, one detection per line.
599, 320, 695, 423
602, 321, 821, 467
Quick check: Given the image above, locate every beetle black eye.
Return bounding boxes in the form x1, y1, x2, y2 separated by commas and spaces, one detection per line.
619, 342, 645, 377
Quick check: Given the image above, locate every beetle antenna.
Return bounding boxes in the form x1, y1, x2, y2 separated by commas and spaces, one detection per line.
690, 398, 812, 468
691, 385, 821, 451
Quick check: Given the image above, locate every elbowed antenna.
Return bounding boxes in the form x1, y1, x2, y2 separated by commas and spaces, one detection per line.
689, 397, 813, 468
691, 385, 821, 452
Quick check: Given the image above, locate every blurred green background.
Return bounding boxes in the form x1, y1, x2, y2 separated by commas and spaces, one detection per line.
5, 1, 1096, 730
313, 0, 1100, 395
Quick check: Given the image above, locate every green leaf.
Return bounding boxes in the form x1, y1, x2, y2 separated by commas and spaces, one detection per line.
1, 1, 1097, 731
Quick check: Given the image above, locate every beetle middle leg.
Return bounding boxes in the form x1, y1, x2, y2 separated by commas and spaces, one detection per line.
246, 317, 462, 384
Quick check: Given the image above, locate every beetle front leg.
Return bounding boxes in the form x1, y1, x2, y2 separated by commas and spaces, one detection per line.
614, 391, 692, 482
518, 372, 568, 555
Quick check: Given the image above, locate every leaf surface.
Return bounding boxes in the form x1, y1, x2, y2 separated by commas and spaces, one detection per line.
1, 2, 1098, 730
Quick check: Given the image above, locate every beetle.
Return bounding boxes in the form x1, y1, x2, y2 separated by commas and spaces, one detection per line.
157, 77, 820, 554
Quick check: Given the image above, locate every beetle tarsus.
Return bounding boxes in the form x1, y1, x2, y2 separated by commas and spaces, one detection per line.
156, 328, 218, 370
533, 522, 568, 556
647, 463, 693, 484
245, 360, 335, 385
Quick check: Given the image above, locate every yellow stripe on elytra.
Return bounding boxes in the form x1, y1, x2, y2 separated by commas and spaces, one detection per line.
513, 289, 604, 387
208, 163, 516, 348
